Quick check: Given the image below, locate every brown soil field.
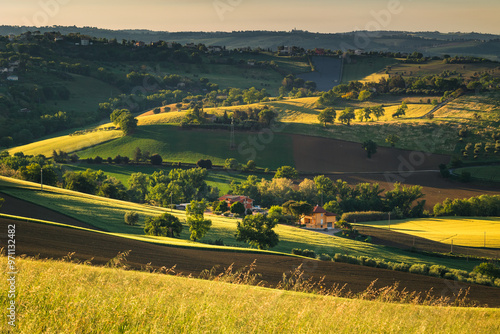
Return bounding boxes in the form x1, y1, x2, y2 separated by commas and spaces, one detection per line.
328, 171, 500, 210
292, 134, 450, 173
2, 217, 500, 307
0, 192, 99, 230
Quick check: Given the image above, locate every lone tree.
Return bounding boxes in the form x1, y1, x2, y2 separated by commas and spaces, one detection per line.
274, 166, 298, 179
186, 200, 212, 241
236, 214, 279, 250
318, 107, 336, 127
362, 140, 378, 158
144, 213, 183, 238
230, 201, 246, 217
124, 211, 139, 226
371, 105, 385, 120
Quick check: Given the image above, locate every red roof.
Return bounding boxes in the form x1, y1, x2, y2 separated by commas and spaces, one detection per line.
312, 205, 337, 216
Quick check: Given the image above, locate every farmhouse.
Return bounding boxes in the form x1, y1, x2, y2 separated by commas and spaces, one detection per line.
300, 205, 337, 229
218, 195, 254, 210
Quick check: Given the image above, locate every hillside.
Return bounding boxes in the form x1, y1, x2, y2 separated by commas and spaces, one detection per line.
2, 26, 500, 59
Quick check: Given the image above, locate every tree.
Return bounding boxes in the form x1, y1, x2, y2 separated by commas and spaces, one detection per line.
274, 166, 298, 179
358, 90, 372, 101
150, 154, 163, 165
246, 160, 256, 170
124, 211, 139, 226
144, 213, 183, 238
267, 206, 290, 225
119, 113, 138, 135
362, 140, 378, 158
224, 158, 240, 170
197, 159, 213, 169
318, 107, 336, 127
371, 105, 385, 120
230, 201, 246, 217
236, 214, 279, 249
128, 172, 148, 202
215, 200, 229, 213
186, 200, 212, 241
258, 107, 276, 126
133, 147, 142, 162
385, 134, 400, 147
338, 107, 355, 125
385, 183, 425, 217
392, 101, 408, 118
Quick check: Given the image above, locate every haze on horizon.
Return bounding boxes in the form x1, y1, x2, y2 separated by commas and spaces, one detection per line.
1, 0, 499, 35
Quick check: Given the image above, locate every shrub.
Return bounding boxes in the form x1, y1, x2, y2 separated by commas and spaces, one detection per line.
429, 265, 448, 278
124, 211, 139, 226
319, 253, 332, 261
302, 249, 316, 258
473, 263, 500, 279
409, 264, 429, 275
150, 154, 163, 165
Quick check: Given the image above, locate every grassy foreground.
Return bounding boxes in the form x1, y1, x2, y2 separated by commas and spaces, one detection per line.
1, 256, 499, 333
357, 217, 500, 248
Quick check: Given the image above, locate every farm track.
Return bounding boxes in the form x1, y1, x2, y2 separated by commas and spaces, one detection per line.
2, 217, 500, 308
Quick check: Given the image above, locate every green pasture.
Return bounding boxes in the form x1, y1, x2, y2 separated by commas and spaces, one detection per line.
74, 125, 295, 170
454, 165, 500, 182
342, 57, 398, 83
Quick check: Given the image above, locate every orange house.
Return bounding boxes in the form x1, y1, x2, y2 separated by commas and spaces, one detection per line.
218, 195, 254, 210
300, 205, 337, 229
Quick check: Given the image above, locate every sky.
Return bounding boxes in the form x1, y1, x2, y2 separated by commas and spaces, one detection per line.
1, 0, 499, 34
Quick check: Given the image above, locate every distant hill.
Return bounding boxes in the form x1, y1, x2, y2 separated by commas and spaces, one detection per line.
2, 26, 499, 60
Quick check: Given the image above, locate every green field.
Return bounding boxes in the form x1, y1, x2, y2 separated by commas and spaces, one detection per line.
74, 125, 295, 169
3, 256, 498, 334
0, 177, 484, 271
341, 56, 398, 83
454, 165, 500, 182
356, 217, 500, 248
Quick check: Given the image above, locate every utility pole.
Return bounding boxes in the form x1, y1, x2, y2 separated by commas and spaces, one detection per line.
451, 239, 453, 253
388, 212, 391, 231
484, 231, 486, 248
171, 193, 173, 213
229, 117, 235, 150
40, 167, 43, 191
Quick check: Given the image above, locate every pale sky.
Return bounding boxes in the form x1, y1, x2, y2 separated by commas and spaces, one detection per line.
1, 0, 499, 34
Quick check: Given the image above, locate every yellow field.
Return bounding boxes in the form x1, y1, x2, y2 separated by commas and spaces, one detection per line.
136, 111, 188, 125
359, 73, 389, 83
7, 130, 122, 157
358, 217, 500, 248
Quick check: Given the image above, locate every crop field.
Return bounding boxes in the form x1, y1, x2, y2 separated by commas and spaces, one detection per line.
7, 130, 123, 157
357, 217, 500, 248
385, 60, 500, 79
74, 125, 295, 169
0, 176, 485, 271
2, 256, 499, 333
433, 92, 500, 122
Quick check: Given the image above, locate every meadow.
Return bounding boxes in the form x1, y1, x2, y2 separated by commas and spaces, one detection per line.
1, 256, 499, 334
341, 56, 397, 83
74, 124, 295, 169
454, 165, 500, 182
356, 217, 500, 248
0, 176, 484, 271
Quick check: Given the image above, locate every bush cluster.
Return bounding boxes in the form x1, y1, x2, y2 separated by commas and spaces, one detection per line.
341, 211, 388, 223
